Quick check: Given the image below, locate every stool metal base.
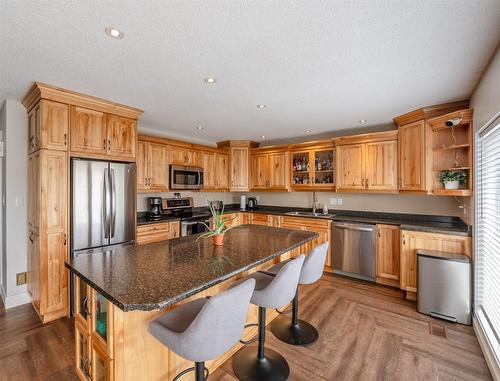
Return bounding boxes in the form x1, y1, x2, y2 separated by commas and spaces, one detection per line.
232, 344, 290, 381
270, 316, 319, 346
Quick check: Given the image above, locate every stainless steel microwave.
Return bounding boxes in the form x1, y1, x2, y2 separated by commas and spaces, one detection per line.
169, 165, 204, 190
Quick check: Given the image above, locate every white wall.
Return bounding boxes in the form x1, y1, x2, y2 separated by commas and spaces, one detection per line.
0, 99, 29, 308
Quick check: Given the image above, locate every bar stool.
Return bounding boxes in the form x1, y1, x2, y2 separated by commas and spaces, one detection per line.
267, 242, 329, 345
148, 278, 256, 381
231, 254, 305, 381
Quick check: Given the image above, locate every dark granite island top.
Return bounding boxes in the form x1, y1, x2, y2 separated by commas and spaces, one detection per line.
65, 224, 317, 312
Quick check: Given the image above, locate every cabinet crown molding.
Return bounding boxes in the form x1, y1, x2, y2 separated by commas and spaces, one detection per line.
216, 140, 260, 148
393, 100, 469, 126
334, 130, 398, 146
22, 82, 143, 119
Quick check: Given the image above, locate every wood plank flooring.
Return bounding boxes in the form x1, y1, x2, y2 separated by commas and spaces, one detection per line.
0, 275, 492, 381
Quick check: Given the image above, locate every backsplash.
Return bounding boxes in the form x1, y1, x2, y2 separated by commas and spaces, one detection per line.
136, 192, 239, 212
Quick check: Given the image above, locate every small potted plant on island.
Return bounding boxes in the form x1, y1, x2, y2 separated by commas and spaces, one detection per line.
438, 170, 467, 190
196, 200, 236, 246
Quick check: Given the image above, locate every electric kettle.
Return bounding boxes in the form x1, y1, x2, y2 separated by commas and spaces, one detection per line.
247, 197, 258, 211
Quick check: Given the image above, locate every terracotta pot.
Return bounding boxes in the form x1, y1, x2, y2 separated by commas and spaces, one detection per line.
213, 234, 224, 246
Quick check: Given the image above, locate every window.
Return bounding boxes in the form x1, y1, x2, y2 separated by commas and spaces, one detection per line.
475, 114, 500, 361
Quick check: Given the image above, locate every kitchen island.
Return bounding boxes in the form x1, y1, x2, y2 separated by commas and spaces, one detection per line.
65, 224, 317, 381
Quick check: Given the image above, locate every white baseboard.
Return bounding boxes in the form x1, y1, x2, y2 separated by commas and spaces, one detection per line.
2, 291, 31, 309
474, 317, 500, 381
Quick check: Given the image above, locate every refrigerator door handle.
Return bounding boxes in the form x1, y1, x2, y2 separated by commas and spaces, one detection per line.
110, 168, 116, 238
103, 167, 110, 239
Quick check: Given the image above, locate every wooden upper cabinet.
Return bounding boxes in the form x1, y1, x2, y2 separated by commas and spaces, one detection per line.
203, 152, 229, 191
290, 145, 334, 190
230, 147, 250, 191
268, 152, 288, 189
28, 100, 69, 153
137, 140, 169, 192
251, 154, 268, 189
170, 146, 201, 166
70, 106, 107, 155
376, 224, 400, 287
399, 120, 426, 191
106, 115, 136, 159
366, 140, 398, 191
336, 144, 365, 190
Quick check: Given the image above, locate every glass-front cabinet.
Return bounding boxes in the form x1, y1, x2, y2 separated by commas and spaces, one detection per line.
92, 341, 113, 381
91, 290, 114, 356
291, 144, 335, 190
76, 322, 91, 381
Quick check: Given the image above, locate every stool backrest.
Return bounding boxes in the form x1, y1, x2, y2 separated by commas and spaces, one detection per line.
300, 242, 329, 284
263, 254, 305, 308
181, 278, 255, 361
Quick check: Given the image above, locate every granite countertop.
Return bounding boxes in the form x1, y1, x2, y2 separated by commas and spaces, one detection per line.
66, 225, 317, 312
220, 204, 471, 236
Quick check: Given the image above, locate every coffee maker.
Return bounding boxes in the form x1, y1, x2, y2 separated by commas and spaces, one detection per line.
148, 197, 163, 219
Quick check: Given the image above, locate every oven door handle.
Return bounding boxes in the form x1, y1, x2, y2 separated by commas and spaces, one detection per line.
181, 221, 199, 226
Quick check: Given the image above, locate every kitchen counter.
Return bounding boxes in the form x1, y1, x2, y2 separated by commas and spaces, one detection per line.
220, 204, 471, 236
66, 224, 317, 311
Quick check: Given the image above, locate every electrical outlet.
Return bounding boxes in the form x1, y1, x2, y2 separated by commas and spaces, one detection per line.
330, 198, 337, 205
337, 198, 343, 206
255, 196, 260, 202
15, 196, 24, 207
16, 272, 27, 286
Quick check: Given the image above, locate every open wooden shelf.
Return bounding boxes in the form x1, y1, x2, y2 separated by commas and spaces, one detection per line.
434, 144, 470, 151
434, 166, 470, 171
433, 189, 472, 196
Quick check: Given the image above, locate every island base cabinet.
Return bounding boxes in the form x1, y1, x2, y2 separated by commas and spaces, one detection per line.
72, 246, 312, 381
400, 230, 471, 300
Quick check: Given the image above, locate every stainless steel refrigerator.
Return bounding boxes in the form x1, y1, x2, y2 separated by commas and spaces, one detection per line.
71, 158, 136, 256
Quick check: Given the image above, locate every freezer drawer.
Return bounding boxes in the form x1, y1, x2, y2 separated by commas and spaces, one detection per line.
417, 250, 471, 325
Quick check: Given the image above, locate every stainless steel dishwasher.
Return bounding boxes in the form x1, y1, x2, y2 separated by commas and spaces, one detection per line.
332, 222, 376, 281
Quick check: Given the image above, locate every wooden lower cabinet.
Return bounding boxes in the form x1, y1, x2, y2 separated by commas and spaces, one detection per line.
136, 221, 180, 245
400, 230, 471, 300
376, 224, 400, 287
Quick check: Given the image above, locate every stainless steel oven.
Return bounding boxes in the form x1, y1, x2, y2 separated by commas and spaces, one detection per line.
170, 165, 203, 190
181, 218, 211, 237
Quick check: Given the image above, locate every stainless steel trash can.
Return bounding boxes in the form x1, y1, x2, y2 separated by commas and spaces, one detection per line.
417, 249, 471, 325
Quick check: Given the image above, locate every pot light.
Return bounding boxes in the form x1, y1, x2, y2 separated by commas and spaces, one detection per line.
256, 104, 266, 109
359, 119, 368, 123
261, 135, 266, 139
304, 130, 312, 133
105, 27, 124, 39
204, 77, 216, 84
196, 126, 204, 130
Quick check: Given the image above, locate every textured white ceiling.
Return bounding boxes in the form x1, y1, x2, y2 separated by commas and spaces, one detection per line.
1, 1, 499, 144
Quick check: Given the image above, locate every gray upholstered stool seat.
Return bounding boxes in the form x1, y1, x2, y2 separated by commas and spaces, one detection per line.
148, 278, 255, 381
267, 242, 329, 345
231, 254, 305, 381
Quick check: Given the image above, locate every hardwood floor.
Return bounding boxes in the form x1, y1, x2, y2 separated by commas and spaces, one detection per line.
0, 275, 492, 381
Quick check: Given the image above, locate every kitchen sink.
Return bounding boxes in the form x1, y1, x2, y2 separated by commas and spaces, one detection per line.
284, 211, 336, 219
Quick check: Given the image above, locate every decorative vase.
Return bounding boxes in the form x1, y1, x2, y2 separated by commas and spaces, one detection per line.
213, 234, 224, 246
444, 181, 459, 190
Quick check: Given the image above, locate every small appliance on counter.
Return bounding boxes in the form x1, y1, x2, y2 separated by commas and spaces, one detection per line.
247, 197, 258, 211
240, 195, 247, 211
148, 197, 163, 219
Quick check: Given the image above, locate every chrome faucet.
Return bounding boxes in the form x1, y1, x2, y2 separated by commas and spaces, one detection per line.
312, 191, 320, 214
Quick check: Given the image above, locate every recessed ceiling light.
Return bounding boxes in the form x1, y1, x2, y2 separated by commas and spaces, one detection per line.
196, 126, 204, 131
304, 130, 312, 133
204, 77, 216, 84
256, 104, 267, 109
105, 27, 124, 39
261, 135, 266, 139
359, 119, 368, 123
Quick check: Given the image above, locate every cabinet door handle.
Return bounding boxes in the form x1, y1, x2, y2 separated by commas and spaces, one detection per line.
63, 133, 67, 146
107, 139, 111, 152
104, 139, 107, 150
29, 231, 34, 243
63, 233, 67, 246
365, 178, 368, 189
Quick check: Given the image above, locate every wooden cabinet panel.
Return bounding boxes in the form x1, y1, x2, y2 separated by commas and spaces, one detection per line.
41, 150, 67, 231
400, 230, 471, 296
168, 221, 180, 239
268, 152, 288, 189
251, 154, 268, 189
169, 146, 186, 164
136, 223, 169, 245
215, 153, 229, 189
28, 230, 40, 309
148, 143, 169, 192
202, 152, 216, 189
250, 213, 268, 226
43, 232, 67, 314
70, 106, 107, 155
91, 341, 113, 381
75, 321, 92, 381
230, 147, 249, 191
399, 120, 425, 191
136, 141, 148, 191
376, 225, 400, 287
336, 144, 365, 190
28, 105, 40, 153
106, 115, 136, 159
41, 100, 68, 151
28, 152, 40, 231
186, 149, 202, 166
366, 140, 398, 191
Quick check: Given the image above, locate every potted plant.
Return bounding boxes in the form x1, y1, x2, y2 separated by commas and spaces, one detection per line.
196, 200, 236, 246
438, 170, 467, 190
